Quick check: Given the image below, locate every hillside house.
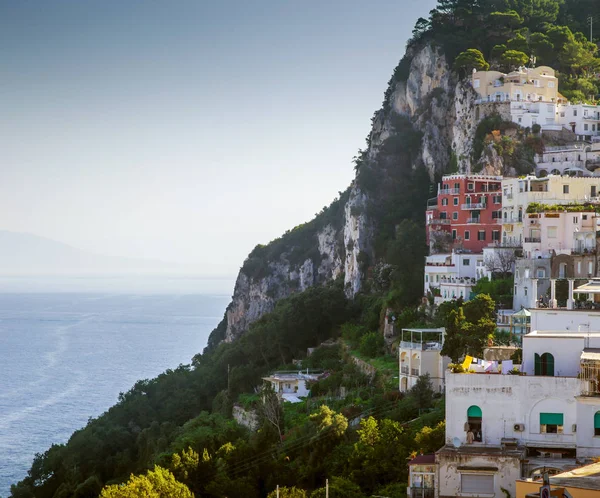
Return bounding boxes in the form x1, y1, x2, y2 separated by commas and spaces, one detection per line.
262, 371, 321, 402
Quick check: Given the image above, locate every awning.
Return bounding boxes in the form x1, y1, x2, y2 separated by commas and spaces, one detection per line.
574, 279, 600, 294
540, 413, 563, 425
581, 349, 600, 361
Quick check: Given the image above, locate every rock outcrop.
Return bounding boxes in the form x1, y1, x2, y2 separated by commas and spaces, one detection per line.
213, 42, 490, 345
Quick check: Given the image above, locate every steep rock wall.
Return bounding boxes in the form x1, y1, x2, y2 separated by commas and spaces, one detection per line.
216, 43, 486, 345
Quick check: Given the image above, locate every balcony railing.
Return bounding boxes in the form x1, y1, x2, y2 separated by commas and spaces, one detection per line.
427, 218, 451, 225
467, 218, 481, 224
409, 488, 435, 498
462, 202, 486, 210
440, 188, 460, 195
524, 237, 541, 243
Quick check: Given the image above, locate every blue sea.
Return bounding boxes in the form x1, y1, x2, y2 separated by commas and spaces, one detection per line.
0, 291, 230, 497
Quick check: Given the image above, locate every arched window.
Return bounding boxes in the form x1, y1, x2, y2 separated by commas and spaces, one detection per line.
594, 412, 600, 436
467, 405, 482, 442
534, 352, 555, 376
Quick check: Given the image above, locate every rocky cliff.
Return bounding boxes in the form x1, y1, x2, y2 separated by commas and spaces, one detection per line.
210, 42, 492, 346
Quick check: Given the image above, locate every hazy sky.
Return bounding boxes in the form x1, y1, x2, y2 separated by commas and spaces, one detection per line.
1, 0, 437, 276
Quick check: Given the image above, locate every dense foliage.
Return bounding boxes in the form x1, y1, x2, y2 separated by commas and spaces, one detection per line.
384, 0, 600, 106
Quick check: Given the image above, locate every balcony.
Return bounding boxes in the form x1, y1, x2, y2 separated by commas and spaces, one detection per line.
440, 188, 460, 195
524, 237, 541, 243
467, 218, 481, 224
400, 341, 442, 351
461, 203, 486, 210
427, 218, 451, 225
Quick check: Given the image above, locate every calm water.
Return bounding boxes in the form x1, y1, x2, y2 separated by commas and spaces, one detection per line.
0, 292, 230, 497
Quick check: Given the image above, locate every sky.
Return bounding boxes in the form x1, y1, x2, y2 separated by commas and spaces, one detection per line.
1, 0, 438, 277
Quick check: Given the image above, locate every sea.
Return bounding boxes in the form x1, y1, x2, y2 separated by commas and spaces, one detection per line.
0, 282, 232, 497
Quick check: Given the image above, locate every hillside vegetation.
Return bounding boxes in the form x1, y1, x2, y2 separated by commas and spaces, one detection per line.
10, 1, 598, 497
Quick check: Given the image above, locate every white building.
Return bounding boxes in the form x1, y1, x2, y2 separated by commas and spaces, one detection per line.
399, 328, 449, 393
535, 143, 600, 177
502, 175, 600, 247
558, 103, 600, 139
424, 252, 485, 304
262, 371, 321, 401
437, 303, 600, 498
522, 210, 597, 259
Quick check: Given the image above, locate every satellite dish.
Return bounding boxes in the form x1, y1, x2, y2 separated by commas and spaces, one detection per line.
453, 437, 462, 448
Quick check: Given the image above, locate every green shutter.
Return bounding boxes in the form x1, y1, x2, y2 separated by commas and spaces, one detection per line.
542, 353, 555, 376
534, 353, 541, 375
467, 405, 482, 418
594, 412, 600, 429
540, 413, 563, 426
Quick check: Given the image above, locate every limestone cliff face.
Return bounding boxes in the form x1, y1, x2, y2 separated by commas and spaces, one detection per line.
217, 42, 488, 344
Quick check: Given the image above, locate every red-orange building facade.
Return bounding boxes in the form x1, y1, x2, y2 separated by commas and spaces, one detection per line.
426, 174, 503, 253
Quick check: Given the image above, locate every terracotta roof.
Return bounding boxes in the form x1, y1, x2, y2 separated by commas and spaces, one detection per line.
408, 454, 436, 465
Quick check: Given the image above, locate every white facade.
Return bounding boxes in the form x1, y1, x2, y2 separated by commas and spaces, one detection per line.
262, 372, 320, 398
438, 306, 600, 498
535, 144, 600, 177
558, 103, 600, 138
399, 328, 449, 393
502, 176, 600, 247
424, 252, 484, 303
522, 210, 597, 259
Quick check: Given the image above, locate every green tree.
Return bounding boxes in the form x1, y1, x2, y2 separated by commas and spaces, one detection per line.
99, 466, 193, 498
453, 49, 490, 74
267, 487, 307, 498
414, 421, 446, 454
501, 49, 529, 70
359, 332, 384, 358
310, 477, 365, 498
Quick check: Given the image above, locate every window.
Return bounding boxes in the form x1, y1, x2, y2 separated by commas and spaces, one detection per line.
468, 183, 474, 191
574, 109, 578, 117
442, 198, 448, 206
515, 269, 520, 279
594, 412, 600, 436
464, 230, 470, 240
461, 474, 494, 494
540, 412, 564, 434
494, 195, 501, 204
524, 287, 528, 296
548, 81, 555, 88
584, 212, 590, 219
585, 124, 589, 131
534, 352, 555, 376
467, 405, 482, 442
452, 229, 457, 240
492, 230, 500, 241
478, 230, 486, 241
453, 197, 459, 206
559, 262, 567, 278
537, 268, 546, 278
594, 125, 597, 132
590, 261, 594, 275
591, 186, 597, 198
574, 216, 579, 224
454, 183, 460, 190
425, 275, 429, 282
563, 185, 570, 194
463, 258, 470, 266
578, 261, 582, 274
440, 212, 447, 219
453, 212, 459, 220
548, 226, 557, 238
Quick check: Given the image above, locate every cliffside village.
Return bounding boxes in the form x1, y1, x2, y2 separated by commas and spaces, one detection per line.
405, 66, 600, 498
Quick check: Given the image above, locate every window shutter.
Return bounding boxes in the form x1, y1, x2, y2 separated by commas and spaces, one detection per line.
534, 353, 541, 375
461, 474, 494, 494
594, 412, 600, 429
540, 413, 563, 426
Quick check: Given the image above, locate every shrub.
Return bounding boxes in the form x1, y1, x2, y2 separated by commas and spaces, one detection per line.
359, 332, 385, 358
